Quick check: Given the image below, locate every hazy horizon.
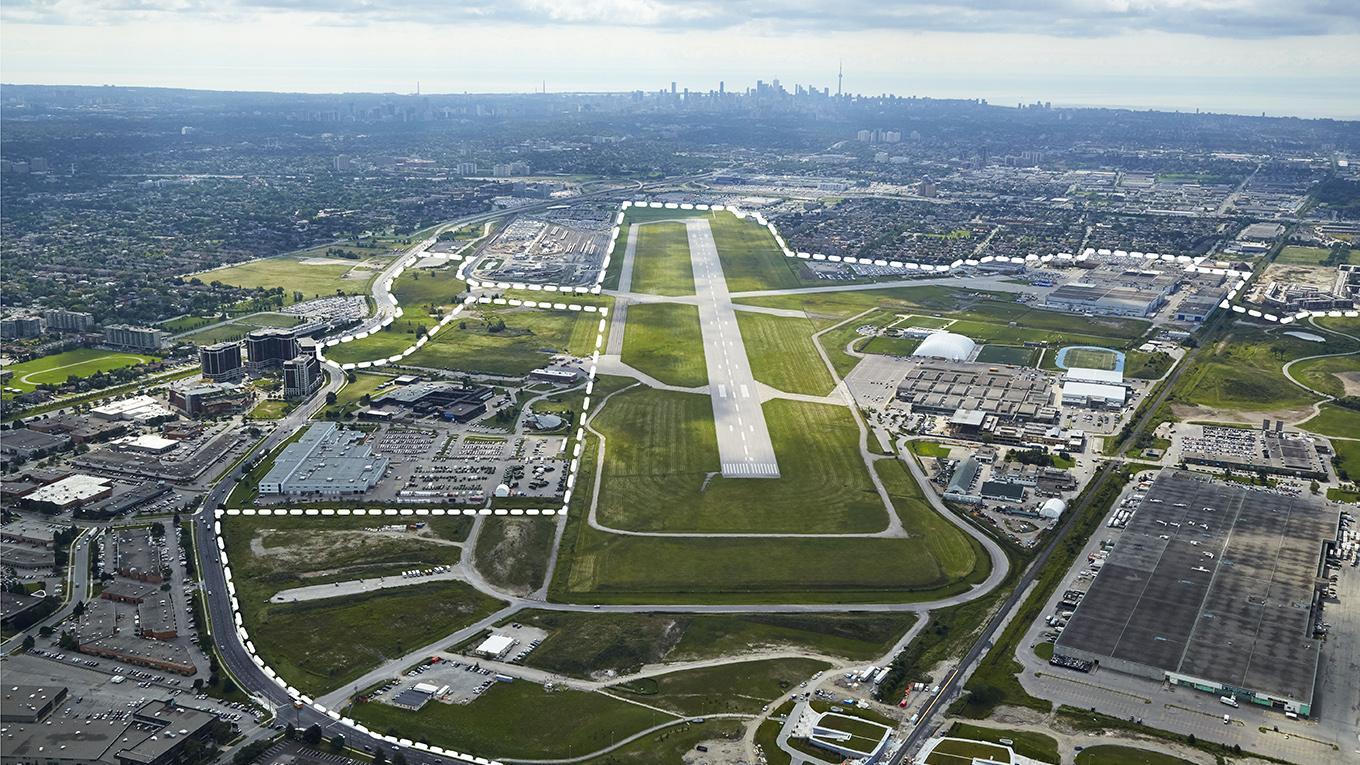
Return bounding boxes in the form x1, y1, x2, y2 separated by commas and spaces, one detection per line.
3, 1, 1359, 121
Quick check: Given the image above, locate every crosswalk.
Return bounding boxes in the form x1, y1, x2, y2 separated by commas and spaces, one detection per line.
722, 461, 780, 478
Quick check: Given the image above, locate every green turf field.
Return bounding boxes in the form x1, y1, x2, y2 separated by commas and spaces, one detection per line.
975, 344, 1039, 366
593, 390, 889, 533
3, 348, 160, 393
1300, 403, 1360, 438
325, 306, 598, 372
734, 311, 836, 395
192, 254, 384, 303
500, 610, 917, 678
630, 222, 695, 296
620, 302, 707, 387
860, 334, 923, 357
1060, 347, 1119, 369
708, 211, 802, 291
349, 681, 671, 760
551, 437, 986, 604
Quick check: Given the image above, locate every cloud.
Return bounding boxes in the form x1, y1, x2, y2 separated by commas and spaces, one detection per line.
3, 0, 1358, 39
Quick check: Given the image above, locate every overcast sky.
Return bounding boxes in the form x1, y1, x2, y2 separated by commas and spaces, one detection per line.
3, 0, 1358, 119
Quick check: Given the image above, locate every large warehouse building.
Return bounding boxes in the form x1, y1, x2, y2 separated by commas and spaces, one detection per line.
1054, 470, 1338, 717
257, 422, 389, 496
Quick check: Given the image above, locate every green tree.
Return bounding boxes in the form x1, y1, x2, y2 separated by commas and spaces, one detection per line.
303, 724, 323, 747
329, 735, 345, 753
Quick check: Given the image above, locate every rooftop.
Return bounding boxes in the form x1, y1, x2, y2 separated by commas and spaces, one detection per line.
1056, 470, 1337, 705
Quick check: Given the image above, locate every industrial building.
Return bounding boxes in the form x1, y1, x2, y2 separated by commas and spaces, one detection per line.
90, 396, 176, 424
20, 474, 113, 511
1060, 380, 1127, 408
283, 353, 323, 399
103, 324, 166, 351
1182, 422, 1329, 480
1, 696, 219, 765
1054, 470, 1338, 716
1045, 267, 1179, 318
375, 380, 495, 421
198, 341, 244, 382
897, 359, 1057, 423
257, 422, 389, 496
1174, 291, 1225, 323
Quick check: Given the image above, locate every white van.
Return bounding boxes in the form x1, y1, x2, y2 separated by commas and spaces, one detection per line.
1219, 696, 1239, 708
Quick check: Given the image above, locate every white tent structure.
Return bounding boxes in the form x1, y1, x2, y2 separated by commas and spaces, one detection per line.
912, 332, 977, 362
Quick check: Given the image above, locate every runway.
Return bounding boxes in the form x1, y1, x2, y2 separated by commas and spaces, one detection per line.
686, 218, 780, 478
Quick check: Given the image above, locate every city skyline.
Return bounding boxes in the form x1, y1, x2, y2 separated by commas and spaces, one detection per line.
2, 1, 1358, 120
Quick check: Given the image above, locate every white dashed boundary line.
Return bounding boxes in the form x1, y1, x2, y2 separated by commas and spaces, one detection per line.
208, 512, 503, 765
618, 199, 1359, 325
210, 199, 1358, 765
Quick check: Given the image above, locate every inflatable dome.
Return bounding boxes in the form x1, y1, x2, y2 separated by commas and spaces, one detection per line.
912, 331, 977, 362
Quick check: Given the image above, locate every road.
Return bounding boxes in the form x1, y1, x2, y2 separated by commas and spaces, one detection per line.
686, 217, 780, 478
890, 277, 1235, 762
0, 527, 93, 654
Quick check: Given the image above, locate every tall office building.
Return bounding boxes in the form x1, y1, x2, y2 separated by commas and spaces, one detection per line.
283, 354, 323, 399
244, 329, 300, 374
103, 324, 165, 350
199, 341, 244, 382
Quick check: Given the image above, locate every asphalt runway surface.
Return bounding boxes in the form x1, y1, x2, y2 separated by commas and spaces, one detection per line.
686, 218, 779, 478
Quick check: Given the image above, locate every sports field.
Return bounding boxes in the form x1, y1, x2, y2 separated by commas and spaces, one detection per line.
620, 302, 708, 387
708, 211, 802, 291
325, 307, 598, 373
734, 311, 836, 396
3, 348, 159, 393
592, 389, 888, 533
860, 334, 923, 357
975, 344, 1039, 366
1058, 346, 1119, 370
629, 222, 695, 296
552, 438, 987, 604
191, 254, 384, 304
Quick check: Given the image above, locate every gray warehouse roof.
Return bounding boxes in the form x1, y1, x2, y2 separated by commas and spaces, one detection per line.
1056, 470, 1337, 706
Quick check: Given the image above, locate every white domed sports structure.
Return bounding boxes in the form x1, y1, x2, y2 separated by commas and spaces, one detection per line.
912, 331, 977, 362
